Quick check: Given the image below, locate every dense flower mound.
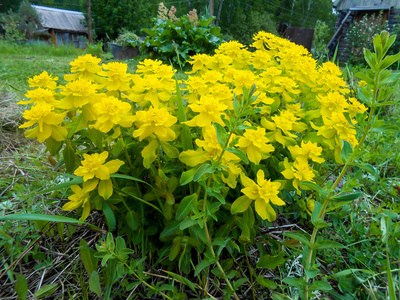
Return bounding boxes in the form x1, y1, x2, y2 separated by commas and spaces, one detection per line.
19, 32, 366, 223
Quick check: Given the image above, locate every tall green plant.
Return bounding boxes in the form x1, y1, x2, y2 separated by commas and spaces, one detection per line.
141, 3, 222, 67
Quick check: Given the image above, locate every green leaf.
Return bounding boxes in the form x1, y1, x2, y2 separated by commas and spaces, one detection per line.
112, 138, 125, 157
0, 213, 87, 225
231, 195, 252, 214
15, 273, 28, 300
282, 277, 303, 289
193, 163, 215, 182
179, 218, 198, 230
176, 194, 198, 220
194, 258, 213, 276
160, 220, 181, 241
102, 200, 116, 231
350, 162, 376, 175
370, 124, 399, 133
160, 141, 179, 158
256, 275, 277, 289
256, 251, 285, 269
299, 181, 323, 195
314, 240, 344, 250
89, 271, 102, 298
126, 210, 139, 230
110, 173, 150, 186
40, 176, 83, 193
225, 148, 249, 164
45, 136, 62, 156
310, 280, 332, 291
332, 192, 362, 202
164, 271, 199, 294
180, 167, 199, 185
213, 122, 228, 148
284, 232, 310, 246
35, 284, 58, 299
378, 52, 400, 70
340, 140, 353, 163
79, 239, 97, 276
62, 144, 76, 173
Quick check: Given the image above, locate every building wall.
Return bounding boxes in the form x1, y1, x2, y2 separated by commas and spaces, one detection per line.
53, 30, 87, 48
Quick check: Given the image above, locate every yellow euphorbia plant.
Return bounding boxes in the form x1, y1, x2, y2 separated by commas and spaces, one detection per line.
18, 31, 376, 298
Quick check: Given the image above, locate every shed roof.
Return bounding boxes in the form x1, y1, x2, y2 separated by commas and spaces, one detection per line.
333, 0, 400, 10
32, 5, 87, 33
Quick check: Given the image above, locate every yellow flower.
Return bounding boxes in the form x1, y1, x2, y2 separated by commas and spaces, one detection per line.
64, 54, 102, 82
19, 88, 57, 106
127, 74, 174, 107
132, 106, 177, 141
58, 78, 99, 110
99, 62, 131, 92
240, 169, 284, 221
28, 71, 58, 89
281, 158, 315, 194
237, 127, 274, 164
62, 184, 91, 221
74, 151, 124, 182
91, 96, 135, 132
185, 95, 227, 128
19, 103, 67, 143
288, 141, 325, 164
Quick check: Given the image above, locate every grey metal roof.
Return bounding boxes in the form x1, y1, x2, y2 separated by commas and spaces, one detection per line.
31, 5, 87, 33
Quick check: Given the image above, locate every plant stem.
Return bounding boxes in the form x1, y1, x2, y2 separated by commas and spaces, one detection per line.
243, 245, 256, 300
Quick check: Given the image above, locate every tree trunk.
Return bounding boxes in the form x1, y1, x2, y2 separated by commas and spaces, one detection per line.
86, 0, 93, 44
216, 0, 223, 26
209, 0, 214, 23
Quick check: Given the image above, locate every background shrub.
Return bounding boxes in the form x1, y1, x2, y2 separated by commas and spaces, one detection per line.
345, 12, 389, 65
141, 3, 222, 68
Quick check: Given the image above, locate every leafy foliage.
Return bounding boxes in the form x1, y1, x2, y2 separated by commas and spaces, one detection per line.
141, 3, 222, 67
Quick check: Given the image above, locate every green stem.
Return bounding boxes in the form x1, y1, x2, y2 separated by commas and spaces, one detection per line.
130, 267, 173, 300
243, 245, 256, 300
124, 147, 134, 171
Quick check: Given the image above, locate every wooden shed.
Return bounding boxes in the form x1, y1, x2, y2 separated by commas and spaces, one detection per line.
328, 0, 400, 62
31, 5, 87, 48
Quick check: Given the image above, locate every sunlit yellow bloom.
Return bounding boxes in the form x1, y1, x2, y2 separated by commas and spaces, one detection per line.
240, 170, 284, 221
28, 71, 58, 89
62, 184, 91, 221
19, 88, 57, 105
19, 103, 67, 143
127, 74, 174, 107
74, 152, 123, 199
185, 95, 227, 127
318, 92, 348, 118
100, 62, 131, 92
74, 151, 124, 182
281, 158, 315, 193
237, 127, 274, 164
91, 96, 135, 132
58, 78, 99, 109
195, 126, 239, 162
132, 106, 177, 141
188, 53, 214, 73
288, 141, 325, 164
64, 54, 102, 82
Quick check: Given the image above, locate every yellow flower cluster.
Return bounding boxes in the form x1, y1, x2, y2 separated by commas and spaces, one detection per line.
19, 32, 366, 222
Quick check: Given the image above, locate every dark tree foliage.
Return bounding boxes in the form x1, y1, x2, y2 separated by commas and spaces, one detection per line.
0, 0, 22, 13
89, 0, 158, 41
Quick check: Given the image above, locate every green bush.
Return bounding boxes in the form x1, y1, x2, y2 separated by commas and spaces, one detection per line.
311, 20, 334, 60
141, 3, 222, 68
114, 29, 142, 48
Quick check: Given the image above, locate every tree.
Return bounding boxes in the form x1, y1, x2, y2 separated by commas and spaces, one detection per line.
0, 0, 22, 13
89, 0, 157, 41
